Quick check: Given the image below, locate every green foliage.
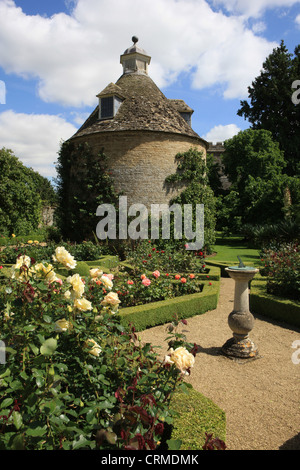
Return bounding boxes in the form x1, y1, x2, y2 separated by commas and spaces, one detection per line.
55, 141, 119, 242
238, 40, 300, 176
218, 129, 300, 231
250, 278, 300, 328
260, 242, 300, 301
164, 148, 216, 251
0, 240, 108, 265
0, 248, 191, 450
0, 148, 56, 236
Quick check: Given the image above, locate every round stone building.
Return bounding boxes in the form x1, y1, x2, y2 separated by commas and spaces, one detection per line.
69, 38, 208, 208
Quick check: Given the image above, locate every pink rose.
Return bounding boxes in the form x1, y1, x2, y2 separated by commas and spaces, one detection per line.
153, 270, 160, 278
142, 278, 151, 287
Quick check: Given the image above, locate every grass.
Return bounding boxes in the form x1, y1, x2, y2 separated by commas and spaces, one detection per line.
211, 234, 260, 265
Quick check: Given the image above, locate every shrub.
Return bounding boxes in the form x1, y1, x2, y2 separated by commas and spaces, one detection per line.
125, 240, 207, 275
0, 248, 196, 450
260, 242, 300, 301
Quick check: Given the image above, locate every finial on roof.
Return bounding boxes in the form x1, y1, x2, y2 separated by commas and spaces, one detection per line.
132, 36, 138, 44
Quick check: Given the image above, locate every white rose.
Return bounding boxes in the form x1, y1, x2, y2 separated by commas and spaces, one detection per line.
66, 273, 85, 299
164, 347, 195, 375
101, 292, 120, 308
53, 247, 76, 270
89, 268, 103, 279
100, 275, 113, 291
74, 297, 93, 312
84, 338, 101, 357
54, 318, 72, 332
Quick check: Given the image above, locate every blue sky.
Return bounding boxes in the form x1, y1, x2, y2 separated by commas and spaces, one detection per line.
0, 0, 299, 181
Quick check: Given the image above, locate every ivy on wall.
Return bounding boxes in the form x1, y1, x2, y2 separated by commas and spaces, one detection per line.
55, 141, 119, 242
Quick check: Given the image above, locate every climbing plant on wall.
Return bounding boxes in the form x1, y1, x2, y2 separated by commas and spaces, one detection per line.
55, 141, 119, 242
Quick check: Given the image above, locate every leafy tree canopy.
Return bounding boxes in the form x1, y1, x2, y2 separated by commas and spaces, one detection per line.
218, 129, 300, 232
237, 40, 300, 176
0, 147, 56, 235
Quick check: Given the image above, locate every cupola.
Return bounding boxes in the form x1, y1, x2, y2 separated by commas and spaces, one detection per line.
120, 36, 151, 75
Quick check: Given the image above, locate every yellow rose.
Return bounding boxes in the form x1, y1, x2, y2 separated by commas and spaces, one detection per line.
11, 234, 16, 238
52, 246, 76, 270
64, 290, 71, 299
30, 262, 58, 283
74, 297, 92, 311
55, 318, 71, 332
15, 255, 31, 269
27, 240, 33, 244
164, 347, 195, 375
11, 255, 31, 280
84, 338, 101, 357
100, 275, 113, 291
101, 292, 120, 313
89, 268, 103, 279
66, 273, 85, 299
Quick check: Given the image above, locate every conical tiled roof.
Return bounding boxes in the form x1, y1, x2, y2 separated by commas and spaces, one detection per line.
72, 72, 205, 143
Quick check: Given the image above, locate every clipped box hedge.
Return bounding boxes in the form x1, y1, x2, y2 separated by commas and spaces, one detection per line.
165, 387, 226, 450
250, 278, 300, 328
119, 279, 220, 331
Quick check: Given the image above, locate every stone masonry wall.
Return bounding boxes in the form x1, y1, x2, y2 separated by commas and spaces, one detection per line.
71, 131, 207, 208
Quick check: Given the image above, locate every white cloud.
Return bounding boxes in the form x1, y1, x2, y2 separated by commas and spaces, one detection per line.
210, 0, 300, 18
203, 124, 241, 143
0, 0, 279, 105
296, 13, 300, 26
0, 110, 77, 178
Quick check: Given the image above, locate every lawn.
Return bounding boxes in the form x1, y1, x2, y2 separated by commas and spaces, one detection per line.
211, 234, 260, 266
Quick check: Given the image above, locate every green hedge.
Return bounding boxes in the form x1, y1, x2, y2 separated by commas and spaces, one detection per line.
205, 259, 260, 277
119, 280, 220, 331
250, 279, 300, 328
166, 387, 226, 450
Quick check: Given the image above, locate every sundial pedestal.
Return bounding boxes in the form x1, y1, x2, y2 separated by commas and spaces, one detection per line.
222, 266, 259, 360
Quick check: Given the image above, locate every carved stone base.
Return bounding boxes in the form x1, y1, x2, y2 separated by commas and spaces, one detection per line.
222, 336, 259, 360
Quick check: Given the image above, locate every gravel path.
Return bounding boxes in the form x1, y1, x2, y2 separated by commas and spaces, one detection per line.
139, 277, 300, 450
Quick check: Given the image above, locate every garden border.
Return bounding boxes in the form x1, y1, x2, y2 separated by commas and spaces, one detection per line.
249, 278, 300, 329
118, 279, 220, 331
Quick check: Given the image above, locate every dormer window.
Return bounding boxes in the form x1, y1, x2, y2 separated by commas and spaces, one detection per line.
168, 99, 194, 127
96, 83, 125, 120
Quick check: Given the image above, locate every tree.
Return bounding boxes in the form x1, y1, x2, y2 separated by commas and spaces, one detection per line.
238, 40, 300, 176
219, 129, 300, 232
0, 147, 56, 235
164, 148, 216, 250
55, 141, 119, 242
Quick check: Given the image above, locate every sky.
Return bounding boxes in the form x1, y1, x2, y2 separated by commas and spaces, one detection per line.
0, 0, 299, 182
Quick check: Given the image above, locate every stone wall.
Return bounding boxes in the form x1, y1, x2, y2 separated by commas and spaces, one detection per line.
71, 130, 207, 208
207, 142, 230, 190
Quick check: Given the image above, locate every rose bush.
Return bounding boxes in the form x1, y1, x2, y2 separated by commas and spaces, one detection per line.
126, 240, 207, 275
260, 242, 300, 301
0, 248, 194, 450
112, 270, 203, 308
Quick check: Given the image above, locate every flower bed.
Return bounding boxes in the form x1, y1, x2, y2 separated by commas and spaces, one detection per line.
0, 247, 223, 450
